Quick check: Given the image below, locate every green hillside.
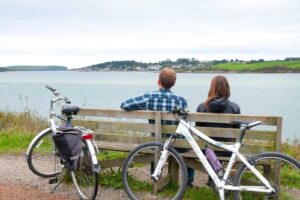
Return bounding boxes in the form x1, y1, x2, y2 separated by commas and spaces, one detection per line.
213, 60, 300, 72
4, 65, 68, 71
83, 60, 148, 71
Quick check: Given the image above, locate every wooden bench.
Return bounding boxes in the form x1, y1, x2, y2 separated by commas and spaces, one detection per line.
74, 108, 282, 180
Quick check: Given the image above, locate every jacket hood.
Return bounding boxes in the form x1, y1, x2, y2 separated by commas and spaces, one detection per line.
208, 98, 229, 112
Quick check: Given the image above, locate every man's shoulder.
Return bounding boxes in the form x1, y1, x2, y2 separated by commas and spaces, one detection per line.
174, 94, 187, 101
167, 92, 187, 101
145, 90, 187, 103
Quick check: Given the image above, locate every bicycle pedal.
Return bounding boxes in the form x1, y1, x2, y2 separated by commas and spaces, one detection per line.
49, 177, 58, 184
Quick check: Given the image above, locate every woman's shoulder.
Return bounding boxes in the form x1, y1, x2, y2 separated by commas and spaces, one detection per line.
228, 101, 241, 114
196, 102, 207, 112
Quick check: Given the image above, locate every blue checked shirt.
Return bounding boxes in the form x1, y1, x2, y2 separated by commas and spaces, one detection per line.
120, 88, 187, 125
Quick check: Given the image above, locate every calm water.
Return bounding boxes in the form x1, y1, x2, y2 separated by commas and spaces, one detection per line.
0, 71, 299, 139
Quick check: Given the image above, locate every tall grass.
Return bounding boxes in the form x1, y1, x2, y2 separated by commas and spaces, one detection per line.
0, 110, 47, 153
282, 137, 300, 161
0, 110, 47, 134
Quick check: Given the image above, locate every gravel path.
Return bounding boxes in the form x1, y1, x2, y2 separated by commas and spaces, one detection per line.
2, 154, 298, 200
0, 154, 129, 200
0, 154, 210, 200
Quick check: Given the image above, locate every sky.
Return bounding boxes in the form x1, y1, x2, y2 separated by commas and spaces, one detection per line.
0, 0, 299, 69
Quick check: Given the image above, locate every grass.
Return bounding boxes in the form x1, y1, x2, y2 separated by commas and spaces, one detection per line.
0, 110, 47, 134
183, 187, 219, 200
100, 167, 124, 189
0, 131, 36, 153
0, 110, 47, 153
98, 150, 128, 161
212, 60, 300, 72
282, 137, 300, 161
280, 165, 300, 189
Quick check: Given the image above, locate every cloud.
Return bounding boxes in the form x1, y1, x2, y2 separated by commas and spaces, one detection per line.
0, 0, 299, 68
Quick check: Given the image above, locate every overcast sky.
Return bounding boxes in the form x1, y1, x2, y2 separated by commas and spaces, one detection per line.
0, 0, 299, 68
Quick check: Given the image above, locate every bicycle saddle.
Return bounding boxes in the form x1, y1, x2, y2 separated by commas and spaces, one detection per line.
61, 105, 80, 116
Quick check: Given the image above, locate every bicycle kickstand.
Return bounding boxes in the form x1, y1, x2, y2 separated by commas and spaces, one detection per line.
50, 172, 67, 193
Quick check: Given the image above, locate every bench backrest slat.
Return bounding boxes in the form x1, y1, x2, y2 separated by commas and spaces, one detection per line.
75, 108, 282, 156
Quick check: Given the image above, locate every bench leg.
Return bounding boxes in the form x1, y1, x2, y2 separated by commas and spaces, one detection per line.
169, 160, 179, 183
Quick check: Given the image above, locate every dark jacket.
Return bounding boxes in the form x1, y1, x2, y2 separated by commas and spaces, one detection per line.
196, 98, 240, 129
196, 98, 240, 157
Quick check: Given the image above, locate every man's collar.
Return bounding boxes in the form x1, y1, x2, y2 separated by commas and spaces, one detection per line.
159, 88, 172, 92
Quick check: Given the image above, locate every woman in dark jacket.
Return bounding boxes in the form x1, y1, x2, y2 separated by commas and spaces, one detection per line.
196, 75, 240, 186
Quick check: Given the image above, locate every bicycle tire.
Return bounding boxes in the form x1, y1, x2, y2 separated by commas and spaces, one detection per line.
233, 152, 300, 200
71, 140, 99, 200
27, 129, 62, 178
122, 142, 188, 200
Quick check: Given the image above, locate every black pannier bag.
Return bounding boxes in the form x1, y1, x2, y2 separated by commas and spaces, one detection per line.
53, 125, 82, 171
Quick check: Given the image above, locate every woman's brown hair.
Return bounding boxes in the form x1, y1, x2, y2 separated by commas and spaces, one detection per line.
204, 76, 230, 108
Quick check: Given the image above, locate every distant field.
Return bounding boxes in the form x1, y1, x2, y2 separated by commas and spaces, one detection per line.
213, 61, 300, 72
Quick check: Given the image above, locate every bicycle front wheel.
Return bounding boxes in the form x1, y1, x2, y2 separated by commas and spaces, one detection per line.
122, 142, 188, 200
27, 129, 62, 178
71, 140, 99, 200
234, 152, 300, 200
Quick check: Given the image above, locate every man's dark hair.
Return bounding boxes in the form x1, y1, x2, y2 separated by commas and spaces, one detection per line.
159, 67, 176, 89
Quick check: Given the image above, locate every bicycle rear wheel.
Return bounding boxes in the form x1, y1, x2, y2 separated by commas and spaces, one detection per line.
71, 140, 98, 200
27, 129, 62, 178
233, 152, 300, 200
122, 142, 188, 200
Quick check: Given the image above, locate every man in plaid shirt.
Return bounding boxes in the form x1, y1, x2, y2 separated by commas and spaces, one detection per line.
120, 67, 194, 186
121, 67, 187, 113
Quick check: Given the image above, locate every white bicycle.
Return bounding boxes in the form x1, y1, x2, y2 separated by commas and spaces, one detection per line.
122, 108, 300, 200
26, 85, 100, 200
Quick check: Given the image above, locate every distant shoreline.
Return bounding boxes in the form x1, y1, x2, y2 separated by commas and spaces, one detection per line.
1, 59, 300, 73
73, 68, 300, 74
1, 69, 300, 73
74, 59, 300, 73
0, 65, 67, 72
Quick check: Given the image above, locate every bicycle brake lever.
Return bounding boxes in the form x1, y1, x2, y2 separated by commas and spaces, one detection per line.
65, 97, 71, 104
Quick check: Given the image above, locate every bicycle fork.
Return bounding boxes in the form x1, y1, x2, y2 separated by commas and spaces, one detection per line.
151, 138, 174, 181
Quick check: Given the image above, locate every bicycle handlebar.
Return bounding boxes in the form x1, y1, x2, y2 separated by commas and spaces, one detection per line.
45, 85, 71, 104
231, 120, 261, 129
45, 85, 60, 96
45, 85, 55, 92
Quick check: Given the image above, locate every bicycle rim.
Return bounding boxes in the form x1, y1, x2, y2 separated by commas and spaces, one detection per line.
234, 152, 300, 200
71, 141, 98, 200
122, 142, 188, 200
27, 130, 62, 177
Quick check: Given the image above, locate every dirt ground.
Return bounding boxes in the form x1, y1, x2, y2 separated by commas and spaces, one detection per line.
0, 154, 210, 200
1, 154, 299, 200
0, 154, 129, 200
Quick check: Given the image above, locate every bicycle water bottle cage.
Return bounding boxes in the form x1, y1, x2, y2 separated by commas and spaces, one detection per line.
62, 105, 80, 116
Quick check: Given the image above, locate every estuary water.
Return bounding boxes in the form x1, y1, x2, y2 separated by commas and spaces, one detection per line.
0, 71, 299, 139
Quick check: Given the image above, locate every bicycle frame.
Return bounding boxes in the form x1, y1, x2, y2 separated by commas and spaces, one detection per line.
49, 96, 67, 135
152, 119, 275, 200
26, 87, 100, 173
